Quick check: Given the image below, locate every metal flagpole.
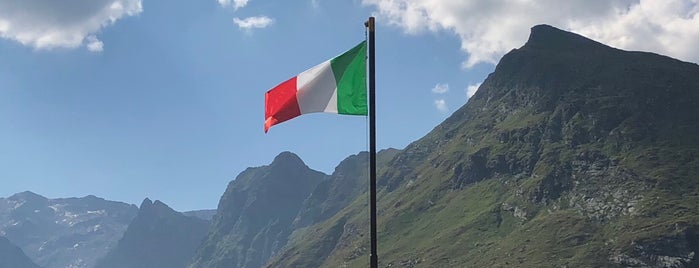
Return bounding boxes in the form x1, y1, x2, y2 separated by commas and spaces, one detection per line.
365, 16, 378, 268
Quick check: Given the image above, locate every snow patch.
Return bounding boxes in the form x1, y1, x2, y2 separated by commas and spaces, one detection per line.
87, 210, 106, 215
89, 224, 102, 232
10, 200, 25, 209
64, 211, 78, 218
49, 204, 63, 212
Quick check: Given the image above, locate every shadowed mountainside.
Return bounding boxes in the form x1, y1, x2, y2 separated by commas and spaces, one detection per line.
95, 198, 209, 268
188, 152, 327, 268
0, 236, 42, 268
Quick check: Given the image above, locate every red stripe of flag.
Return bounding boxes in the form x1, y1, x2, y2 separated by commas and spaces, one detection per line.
264, 77, 302, 133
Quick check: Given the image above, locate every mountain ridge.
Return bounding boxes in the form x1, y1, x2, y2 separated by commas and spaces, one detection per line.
267, 24, 699, 267
3, 24, 699, 268
0, 192, 138, 268
95, 198, 210, 268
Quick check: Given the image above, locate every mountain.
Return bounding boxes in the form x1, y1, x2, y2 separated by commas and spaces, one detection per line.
0, 236, 42, 268
267, 25, 699, 267
95, 198, 210, 268
265, 149, 399, 268
183, 210, 217, 221
293, 149, 400, 229
0, 192, 138, 268
188, 152, 327, 268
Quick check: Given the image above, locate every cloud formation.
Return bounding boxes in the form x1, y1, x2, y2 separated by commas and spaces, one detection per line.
434, 99, 448, 113
218, 0, 249, 10
233, 16, 274, 30
0, 0, 142, 52
85, 35, 104, 52
431, 83, 449, 112
363, 0, 699, 67
431, 83, 449, 94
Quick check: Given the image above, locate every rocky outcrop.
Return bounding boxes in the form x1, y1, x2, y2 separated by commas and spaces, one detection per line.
188, 152, 326, 268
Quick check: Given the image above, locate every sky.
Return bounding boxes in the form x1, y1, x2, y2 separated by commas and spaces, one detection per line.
1, 0, 698, 211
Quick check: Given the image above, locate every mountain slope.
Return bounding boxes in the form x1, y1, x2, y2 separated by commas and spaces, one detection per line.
188, 152, 326, 268
268, 25, 699, 268
0, 237, 42, 268
95, 198, 209, 268
0, 192, 138, 268
293, 149, 400, 229
265, 149, 399, 268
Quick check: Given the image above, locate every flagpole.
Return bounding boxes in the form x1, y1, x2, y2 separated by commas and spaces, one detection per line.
365, 16, 378, 268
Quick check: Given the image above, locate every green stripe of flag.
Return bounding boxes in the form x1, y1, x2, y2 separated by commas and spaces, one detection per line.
330, 41, 367, 115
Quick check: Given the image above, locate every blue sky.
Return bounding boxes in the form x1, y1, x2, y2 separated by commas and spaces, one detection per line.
1, 0, 698, 211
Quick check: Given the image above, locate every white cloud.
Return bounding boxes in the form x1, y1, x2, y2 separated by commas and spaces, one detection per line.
466, 82, 481, 98
434, 99, 448, 113
363, 0, 699, 67
86, 35, 104, 52
0, 0, 142, 52
431, 83, 449, 94
233, 16, 274, 31
218, 0, 249, 10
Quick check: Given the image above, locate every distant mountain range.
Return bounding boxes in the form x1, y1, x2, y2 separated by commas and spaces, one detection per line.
0, 192, 214, 268
0, 192, 137, 268
2, 24, 698, 268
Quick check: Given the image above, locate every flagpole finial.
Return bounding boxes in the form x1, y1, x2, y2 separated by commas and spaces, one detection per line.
365, 17, 375, 32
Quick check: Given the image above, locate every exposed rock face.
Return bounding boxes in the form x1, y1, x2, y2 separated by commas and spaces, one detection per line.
188, 152, 326, 268
95, 198, 210, 268
0, 192, 138, 268
0, 236, 42, 268
267, 25, 699, 267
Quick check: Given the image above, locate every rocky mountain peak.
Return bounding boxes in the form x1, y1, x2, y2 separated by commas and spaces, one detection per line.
139, 198, 153, 209
270, 151, 307, 170
8, 191, 47, 203
94, 199, 209, 268
135, 198, 179, 220
189, 152, 326, 268
524, 24, 610, 52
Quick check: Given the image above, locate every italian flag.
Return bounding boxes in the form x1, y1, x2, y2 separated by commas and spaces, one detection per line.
264, 41, 367, 132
